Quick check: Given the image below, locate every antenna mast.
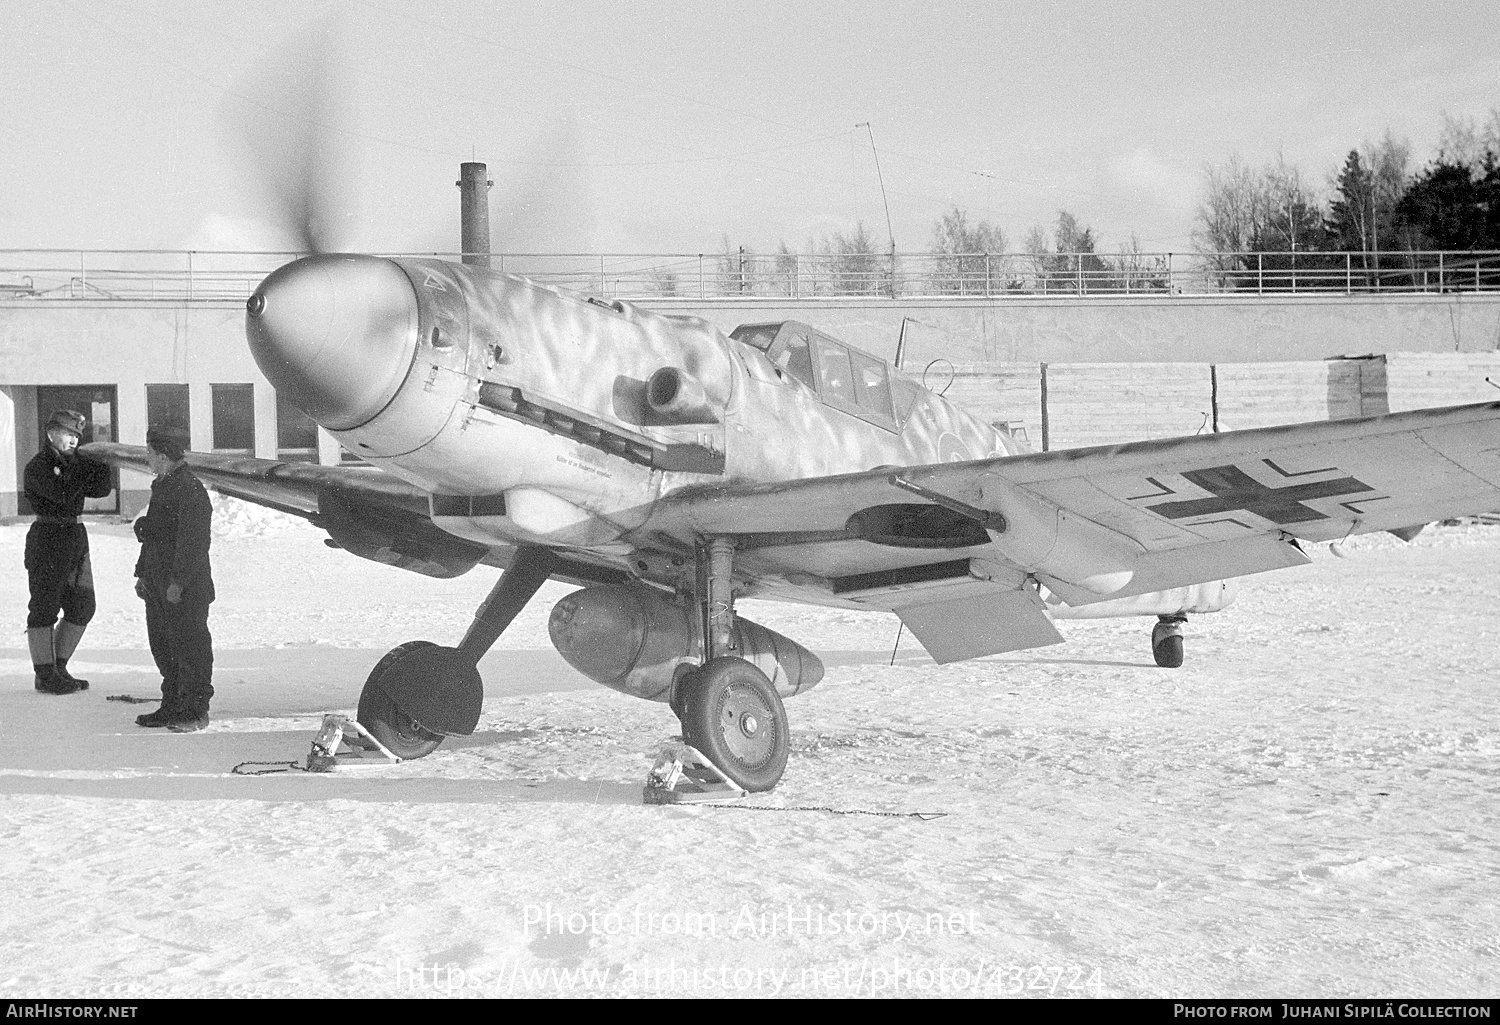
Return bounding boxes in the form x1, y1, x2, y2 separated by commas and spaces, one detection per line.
856, 122, 896, 297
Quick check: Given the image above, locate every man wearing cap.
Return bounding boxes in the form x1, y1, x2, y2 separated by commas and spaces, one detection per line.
132, 424, 216, 732
23, 409, 113, 695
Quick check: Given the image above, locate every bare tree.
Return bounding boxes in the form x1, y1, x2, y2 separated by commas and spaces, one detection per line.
1192, 153, 1263, 256
928, 207, 1006, 294
648, 266, 679, 297
1110, 234, 1169, 291
1193, 153, 1327, 288
1366, 131, 1415, 260
758, 241, 795, 297
821, 221, 881, 295
1438, 112, 1485, 166
1022, 224, 1050, 291
1050, 210, 1110, 293
715, 234, 771, 295
1255, 154, 1326, 252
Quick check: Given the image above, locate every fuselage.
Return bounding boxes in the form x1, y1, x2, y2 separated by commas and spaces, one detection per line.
246, 253, 1236, 625
248, 255, 1026, 575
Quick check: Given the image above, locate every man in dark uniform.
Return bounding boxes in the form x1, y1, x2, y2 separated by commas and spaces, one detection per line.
132, 424, 216, 732
23, 409, 113, 695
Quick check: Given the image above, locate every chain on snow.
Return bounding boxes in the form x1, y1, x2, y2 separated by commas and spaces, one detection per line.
231, 760, 310, 776
704, 804, 946, 820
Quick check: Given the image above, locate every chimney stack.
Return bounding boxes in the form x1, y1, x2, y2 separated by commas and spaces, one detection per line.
457, 162, 493, 268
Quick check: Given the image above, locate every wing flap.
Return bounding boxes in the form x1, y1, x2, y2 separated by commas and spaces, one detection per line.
896, 586, 1063, 663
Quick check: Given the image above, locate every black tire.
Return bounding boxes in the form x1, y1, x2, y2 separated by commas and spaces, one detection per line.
678, 656, 789, 792
356, 641, 444, 759
1152, 634, 1184, 668
1151, 617, 1186, 669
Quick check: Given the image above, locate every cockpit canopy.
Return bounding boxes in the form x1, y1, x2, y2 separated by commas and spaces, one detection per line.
730, 321, 911, 431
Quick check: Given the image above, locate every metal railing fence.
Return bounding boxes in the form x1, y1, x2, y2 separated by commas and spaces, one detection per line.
2, 248, 1498, 303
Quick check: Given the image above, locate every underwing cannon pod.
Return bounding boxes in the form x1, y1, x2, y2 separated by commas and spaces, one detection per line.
978, 473, 1143, 595
317, 491, 486, 579
646, 367, 720, 425
1046, 580, 1237, 620
548, 585, 823, 701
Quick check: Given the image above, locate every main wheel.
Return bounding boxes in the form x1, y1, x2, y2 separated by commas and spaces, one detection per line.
1152, 616, 1185, 669
678, 656, 789, 792
356, 641, 444, 759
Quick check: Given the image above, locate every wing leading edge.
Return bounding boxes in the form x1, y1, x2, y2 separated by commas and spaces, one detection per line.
82, 443, 493, 577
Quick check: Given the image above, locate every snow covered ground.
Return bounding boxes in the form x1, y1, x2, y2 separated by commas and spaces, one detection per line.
1, 499, 1497, 998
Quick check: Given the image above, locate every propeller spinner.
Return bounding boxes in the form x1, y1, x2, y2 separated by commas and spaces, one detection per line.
245, 255, 419, 430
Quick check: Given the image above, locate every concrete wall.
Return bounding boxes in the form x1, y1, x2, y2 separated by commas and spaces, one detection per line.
1043, 363, 1213, 450
1381, 352, 1500, 411
3, 292, 1499, 514
936, 363, 1044, 450
1024, 352, 1500, 451
4, 291, 1496, 378
1212, 360, 1372, 432
655, 292, 1500, 367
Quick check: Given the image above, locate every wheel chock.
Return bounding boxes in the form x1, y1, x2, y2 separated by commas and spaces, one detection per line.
305, 714, 402, 772
643, 741, 746, 804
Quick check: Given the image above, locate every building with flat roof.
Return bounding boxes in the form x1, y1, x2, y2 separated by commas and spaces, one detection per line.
4, 247, 1498, 519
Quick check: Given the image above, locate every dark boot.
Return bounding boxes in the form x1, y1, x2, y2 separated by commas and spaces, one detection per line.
55, 660, 89, 691
34, 665, 79, 695
139, 677, 181, 728
53, 621, 89, 689
135, 705, 175, 727
167, 710, 210, 733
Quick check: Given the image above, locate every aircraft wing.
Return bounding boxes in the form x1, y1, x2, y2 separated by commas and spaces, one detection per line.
81, 442, 429, 518
82, 443, 631, 586
653, 401, 1500, 660
81, 442, 499, 581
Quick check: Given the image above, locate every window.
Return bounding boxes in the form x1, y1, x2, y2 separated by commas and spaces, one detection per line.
774, 334, 816, 390
850, 352, 895, 420
752, 322, 898, 432
145, 384, 191, 448
275, 389, 319, 462
211, 384, 255, 452
729, 324, 784, 352
812, 337, 856, 407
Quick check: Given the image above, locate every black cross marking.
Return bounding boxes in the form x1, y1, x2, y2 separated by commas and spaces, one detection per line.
1147, 463, 1376, 524
1126, 476, 1175, 501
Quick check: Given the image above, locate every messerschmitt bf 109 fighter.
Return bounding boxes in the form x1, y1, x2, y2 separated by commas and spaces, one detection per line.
87, 235, 1500, 790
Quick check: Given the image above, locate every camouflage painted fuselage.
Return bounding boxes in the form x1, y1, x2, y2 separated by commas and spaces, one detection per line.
326, 257, 1025, 604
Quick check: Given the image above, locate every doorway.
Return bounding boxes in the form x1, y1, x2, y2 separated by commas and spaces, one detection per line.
35, 385, 119, 515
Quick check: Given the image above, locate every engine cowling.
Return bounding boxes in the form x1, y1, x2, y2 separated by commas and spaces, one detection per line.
548, 585, 824, 701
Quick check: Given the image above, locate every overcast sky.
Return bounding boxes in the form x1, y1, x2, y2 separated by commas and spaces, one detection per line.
3, 0, 1497, 257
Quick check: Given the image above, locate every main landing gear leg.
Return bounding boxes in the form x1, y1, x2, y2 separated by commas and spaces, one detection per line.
671, 536, 790, 792
457, 546, 560, 662
356, 546, 559, 758
1152, 614, 1186, 669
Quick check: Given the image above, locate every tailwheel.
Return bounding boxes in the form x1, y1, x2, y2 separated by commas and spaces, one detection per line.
1152, 615, 1186, 669
677, 656, 789, 792
356, 640, 445, 759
